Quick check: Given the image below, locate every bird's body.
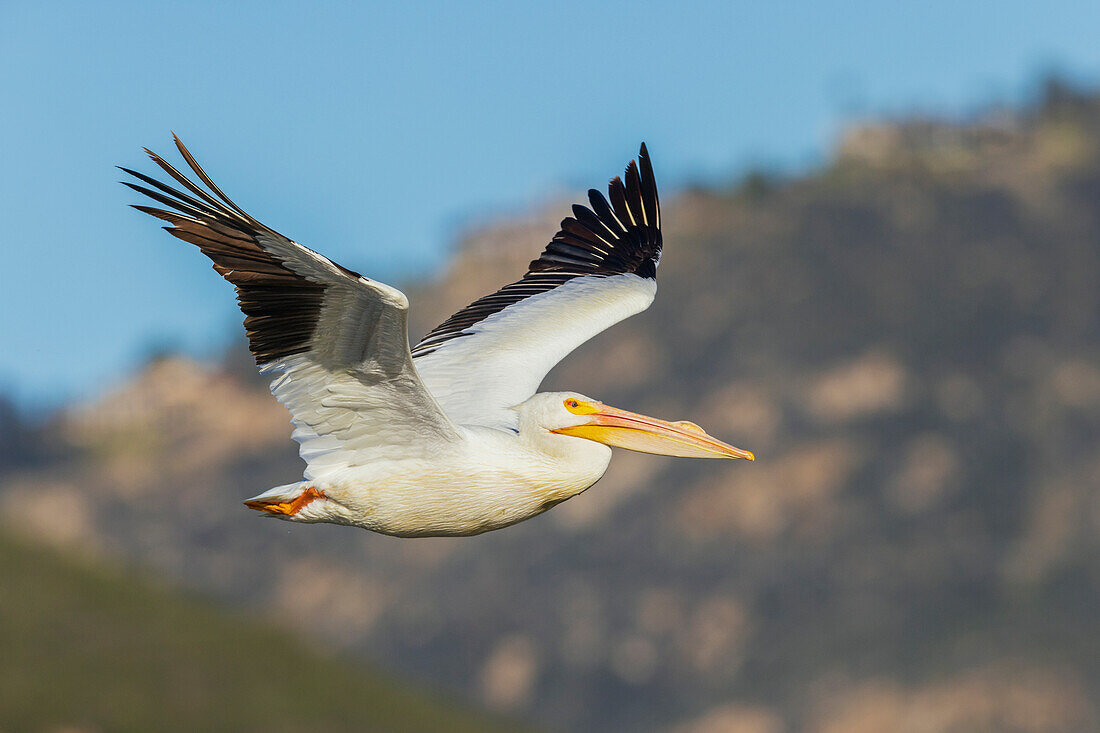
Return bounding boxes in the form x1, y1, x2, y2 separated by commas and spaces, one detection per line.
124, 138, 752, 537
272, 409, 611, 536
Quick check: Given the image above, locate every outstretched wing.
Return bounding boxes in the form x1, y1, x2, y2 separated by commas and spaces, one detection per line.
123, 136, 460, 478
411, 143, 662, 429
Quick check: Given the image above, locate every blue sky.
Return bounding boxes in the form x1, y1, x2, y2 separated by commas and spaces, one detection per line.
2, 0, 1099, 407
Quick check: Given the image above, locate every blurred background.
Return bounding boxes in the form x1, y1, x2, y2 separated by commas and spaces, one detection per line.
3, 1, 1100, 731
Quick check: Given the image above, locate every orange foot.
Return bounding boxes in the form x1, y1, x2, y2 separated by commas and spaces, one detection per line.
244, 486, 326, 516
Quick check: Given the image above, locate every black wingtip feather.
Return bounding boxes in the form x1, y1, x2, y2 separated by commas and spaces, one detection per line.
124, 136, 327, 365
413, 144, 662, 355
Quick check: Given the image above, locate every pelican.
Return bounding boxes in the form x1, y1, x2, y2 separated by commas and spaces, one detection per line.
122, 137, 753, 537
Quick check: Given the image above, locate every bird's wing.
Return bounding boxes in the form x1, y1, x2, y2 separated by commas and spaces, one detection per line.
411, 144, 662, 430
123, 136, 461, 479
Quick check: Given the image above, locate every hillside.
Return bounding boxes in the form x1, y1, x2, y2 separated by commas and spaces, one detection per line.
0, 529, 523, 732
3, 81, 1100, 731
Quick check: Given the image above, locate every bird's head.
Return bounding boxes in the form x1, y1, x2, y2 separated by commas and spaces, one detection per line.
520, 392, 754, 460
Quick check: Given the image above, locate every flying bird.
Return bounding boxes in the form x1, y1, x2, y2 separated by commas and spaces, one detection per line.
122, 137, 753, 537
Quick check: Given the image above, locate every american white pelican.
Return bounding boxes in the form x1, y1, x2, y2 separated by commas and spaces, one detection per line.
123, 137, 753, 537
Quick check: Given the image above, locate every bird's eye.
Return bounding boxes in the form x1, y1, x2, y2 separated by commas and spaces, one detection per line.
563, 398, 594, 414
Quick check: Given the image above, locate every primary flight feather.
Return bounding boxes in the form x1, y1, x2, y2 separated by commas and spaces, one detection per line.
123, 137, 753, 537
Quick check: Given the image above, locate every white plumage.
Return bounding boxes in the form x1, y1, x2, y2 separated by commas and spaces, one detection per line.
413, 274, 656, 430
124, 137, 753, 537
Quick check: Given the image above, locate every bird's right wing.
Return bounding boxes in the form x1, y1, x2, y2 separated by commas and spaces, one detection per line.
410, 144, 662, 430
123, 136, 461, 479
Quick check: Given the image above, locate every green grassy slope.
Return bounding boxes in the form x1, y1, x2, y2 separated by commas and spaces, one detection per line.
0, 530, 521, 733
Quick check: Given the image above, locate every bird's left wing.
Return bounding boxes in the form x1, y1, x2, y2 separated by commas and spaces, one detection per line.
123, 136, 460, 478
411, 144, 662, 430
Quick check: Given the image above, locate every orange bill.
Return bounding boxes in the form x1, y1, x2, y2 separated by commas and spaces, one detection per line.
552, 400, 754, 460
